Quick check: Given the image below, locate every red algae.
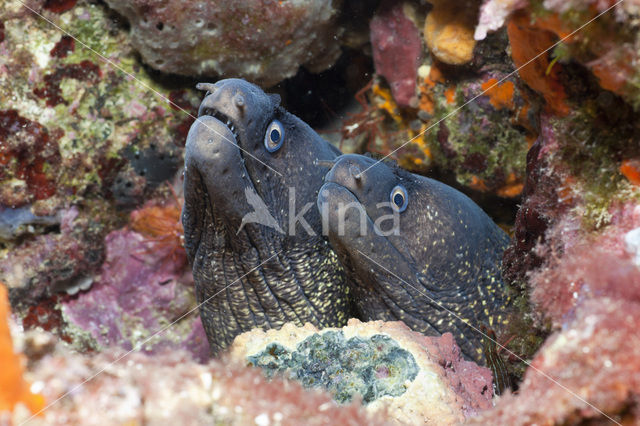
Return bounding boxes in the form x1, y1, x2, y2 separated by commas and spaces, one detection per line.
50, 35, 75, 59
470, 298, 640, 425
33, 60, 101, 107
0, 110, 60, 206
0, 284, 45, 415
21, 296, 69, 342
531, 204, 640, 325
42, 0, 77, 14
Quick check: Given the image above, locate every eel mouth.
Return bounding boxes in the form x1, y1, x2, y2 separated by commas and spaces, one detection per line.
199, 106, 240, 144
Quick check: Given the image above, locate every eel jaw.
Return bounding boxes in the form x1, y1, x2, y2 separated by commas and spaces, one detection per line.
198, 106, 240, 145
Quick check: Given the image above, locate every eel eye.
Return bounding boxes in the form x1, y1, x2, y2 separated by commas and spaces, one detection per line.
390, 185, 408, 212
264, 119, 285, 153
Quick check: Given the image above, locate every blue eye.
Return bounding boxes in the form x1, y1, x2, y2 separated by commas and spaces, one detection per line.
390, 185, 408, 212
264, 119, 284, 152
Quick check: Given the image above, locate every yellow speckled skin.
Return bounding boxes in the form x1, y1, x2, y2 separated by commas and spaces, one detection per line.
318, 154, 511, 364
182, 79, 350, 355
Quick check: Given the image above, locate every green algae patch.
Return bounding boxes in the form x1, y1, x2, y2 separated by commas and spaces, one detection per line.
248, 331, 419, 404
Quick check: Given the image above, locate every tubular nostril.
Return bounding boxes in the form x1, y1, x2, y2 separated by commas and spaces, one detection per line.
349, 164, 362, 181
234, 94, 245, 109
196, 82, 217, 94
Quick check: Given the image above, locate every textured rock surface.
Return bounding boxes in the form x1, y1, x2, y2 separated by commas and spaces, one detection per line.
486, 3, 640, 417
230, 319, 494, 425
472, 298, 640, 425
0, 0, 201, 356
354, 4, 532, 198
102, 0, 344, 87
0, 0, 198, 211
6, 334, 383, 425
475, 0, 640, 109
0, 207, 104, 306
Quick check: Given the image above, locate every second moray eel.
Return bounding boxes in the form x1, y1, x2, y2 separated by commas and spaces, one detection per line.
317, 154, 511, 363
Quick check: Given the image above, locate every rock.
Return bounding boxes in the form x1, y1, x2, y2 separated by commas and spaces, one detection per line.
0, 0, 201, 353
0, 207, 105, 306
370, 1, 422, 107
229, 319, 493, 425
424, 0, 478, 65
424, 68, 532, 195
9, 343, 382, 425
471, 298, 640, 424
102, 0, 344, 87
0, 1, 198, 211
474, 0, 525, 41
530, 202, 640, 328
475, 0, 640, 110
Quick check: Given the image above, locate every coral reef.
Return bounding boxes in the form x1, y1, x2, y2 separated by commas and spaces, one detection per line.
0, 0, 198, 211
476, 0, 640, 109
0, 0, 200, 352
102, 0, 344, 87
423, 67, 533, 194
353, 3, 533, 198
3, 0, 640, 422
472, 296, 640, 424
480, 2, 640, 419
6, 331, 382, 425
0, 207, 105, 306
231, 319, 493, 425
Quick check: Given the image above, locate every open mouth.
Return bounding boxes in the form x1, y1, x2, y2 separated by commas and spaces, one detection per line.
199, 107, 240, 142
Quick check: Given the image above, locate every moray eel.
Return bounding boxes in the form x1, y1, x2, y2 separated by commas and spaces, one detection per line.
316, 154, 510, 363
182, 79, 350, 355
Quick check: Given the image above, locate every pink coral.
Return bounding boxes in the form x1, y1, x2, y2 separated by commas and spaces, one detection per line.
370, 1, 422, 107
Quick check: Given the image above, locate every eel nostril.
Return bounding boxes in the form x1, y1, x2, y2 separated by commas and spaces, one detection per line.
196, 82, 217, 94
234, 94, 245, 109
350, 164, 362, 181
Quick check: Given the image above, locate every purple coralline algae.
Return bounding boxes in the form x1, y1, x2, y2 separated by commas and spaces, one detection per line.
101, 0, 344, 87
60, 228, 208, 360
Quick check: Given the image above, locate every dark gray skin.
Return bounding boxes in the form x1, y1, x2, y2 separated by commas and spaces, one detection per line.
182, 79, 350, 355
317, 154, 510, 363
